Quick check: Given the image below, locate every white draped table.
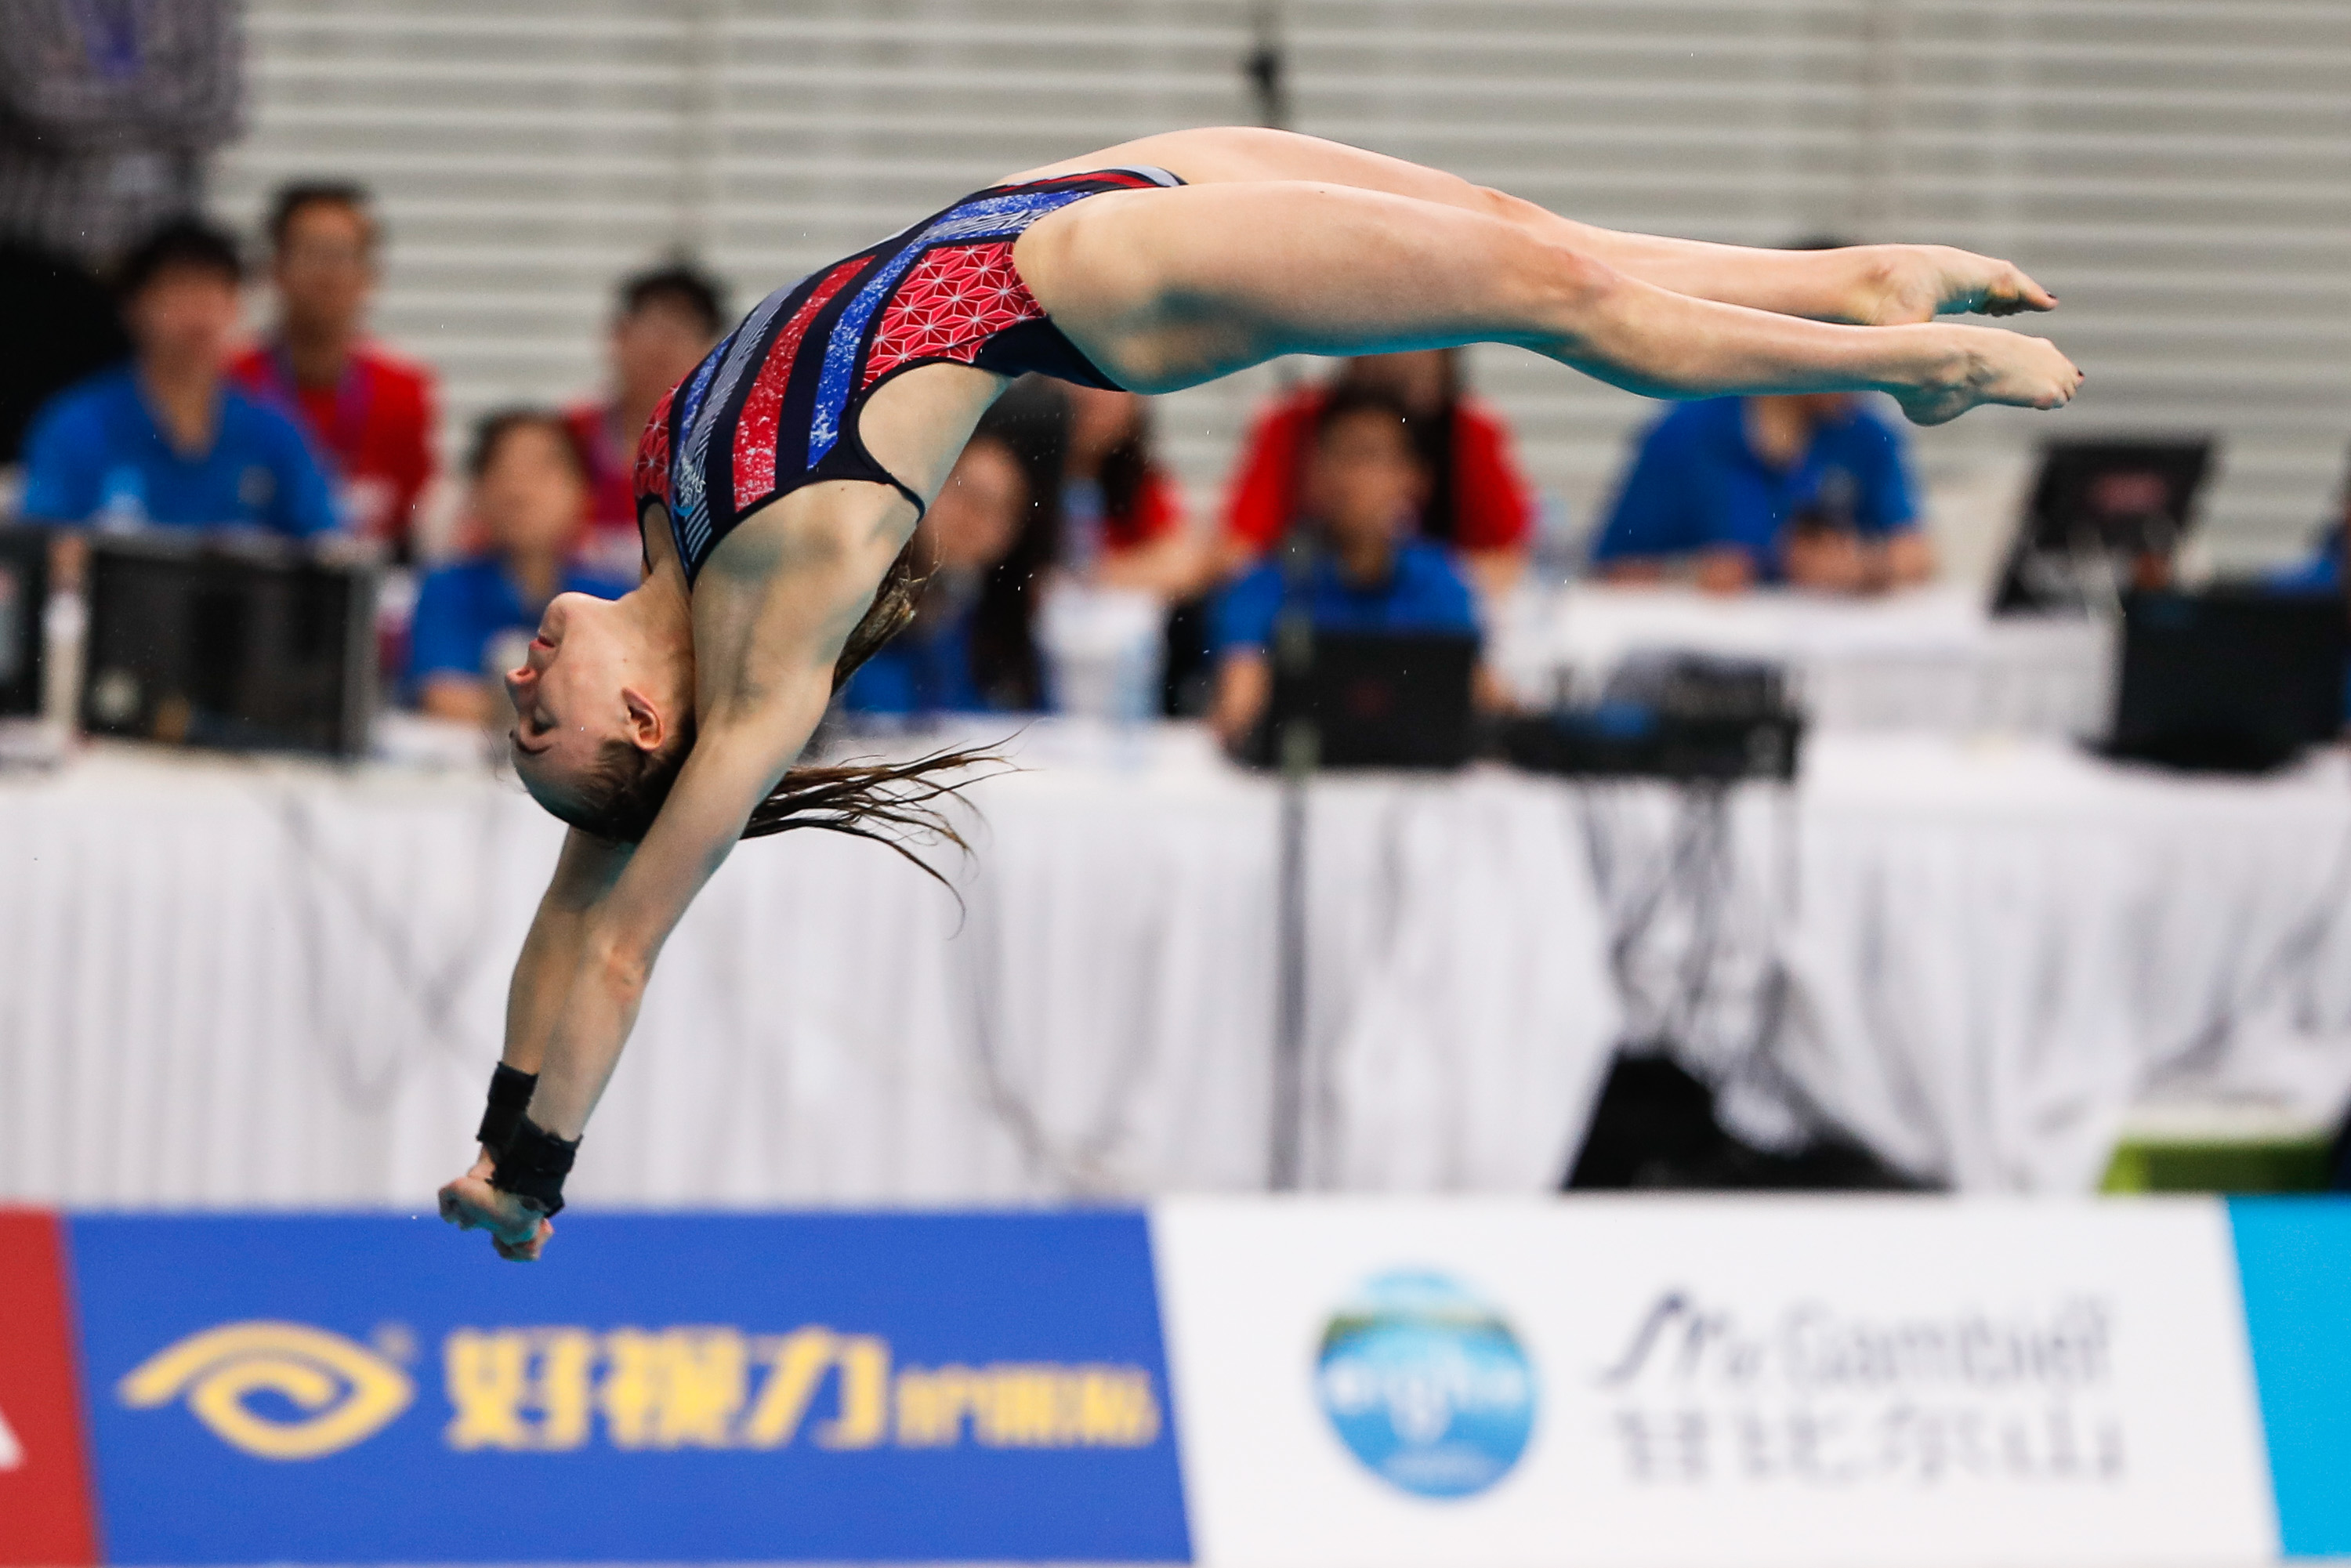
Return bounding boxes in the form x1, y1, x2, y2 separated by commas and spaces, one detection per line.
2, 727, 2345, 1208
1776, 736, 2351, 1190
0, 727, 1620, 1209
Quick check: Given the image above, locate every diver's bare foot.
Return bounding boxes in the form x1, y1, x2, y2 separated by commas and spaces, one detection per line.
1895, 324, 2083, 426
1859, 244, 2057, 326
438, 1157, 554, 1262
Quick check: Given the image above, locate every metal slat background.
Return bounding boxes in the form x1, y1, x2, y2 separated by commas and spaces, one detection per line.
213, 0, 2351, 566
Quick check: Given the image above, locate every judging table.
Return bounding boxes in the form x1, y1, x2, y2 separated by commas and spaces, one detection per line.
0, 726, 1621, 1210
2, 723, 2346, 1208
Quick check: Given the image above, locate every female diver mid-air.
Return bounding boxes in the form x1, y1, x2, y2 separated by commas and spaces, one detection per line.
439, 127, 2081, 1258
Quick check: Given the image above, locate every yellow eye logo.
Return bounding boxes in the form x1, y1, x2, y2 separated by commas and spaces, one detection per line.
119, 1321, 415, 1461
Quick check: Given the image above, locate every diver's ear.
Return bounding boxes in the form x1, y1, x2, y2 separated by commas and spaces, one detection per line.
619, 686, 665, 754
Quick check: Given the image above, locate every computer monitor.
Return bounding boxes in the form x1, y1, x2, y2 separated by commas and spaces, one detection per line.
82, 535, 376, 757
2105, 587, 2348, 773
1251, 629, 1480, 771
1993, 437, 2214, 614
0, 526, 46, 719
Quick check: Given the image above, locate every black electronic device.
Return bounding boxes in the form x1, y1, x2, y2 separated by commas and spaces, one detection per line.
1248, 629, 1479, 770
2102, 587, 2347, 773
1501, 653, 1804, 783
82, 534, 376, 756
1994, 437, 2214, 614
0, 525, 46, 718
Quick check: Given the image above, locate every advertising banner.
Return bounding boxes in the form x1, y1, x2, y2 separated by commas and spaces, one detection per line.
1154, 1197, 2280, 1568
2230, 1198, 2351, 1559
68, 1211, 1188, 1566
0, 1210, 100, 1567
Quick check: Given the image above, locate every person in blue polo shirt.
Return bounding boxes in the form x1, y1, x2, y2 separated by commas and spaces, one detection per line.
20, 219, 336, 539
2268, 480, 2350, 727
408, 409, 632, 724
1591, 391, 1933, 593
1210, 385, 1480, 749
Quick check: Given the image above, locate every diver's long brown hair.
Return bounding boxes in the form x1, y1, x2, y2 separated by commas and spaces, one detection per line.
555, 540, 1003, 884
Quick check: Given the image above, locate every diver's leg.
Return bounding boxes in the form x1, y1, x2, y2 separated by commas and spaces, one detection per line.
1013, 127, 2053, 327
1012, 179, 2079, 427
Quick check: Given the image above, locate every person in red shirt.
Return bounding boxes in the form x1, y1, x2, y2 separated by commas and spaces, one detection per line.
1219, 348, 1535, 596
230, 181, 437, 556
565, 264, 728, 578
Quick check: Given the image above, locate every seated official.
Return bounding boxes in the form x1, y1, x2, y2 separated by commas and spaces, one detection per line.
1592, 393, 1932, 594
2269, 496, 2349, 726
1210, 387, 1481, 749
1221, 349, 1535, 598
20, 219, 336, 538
230, 181, 438, 556
566, 264, 728, 578
408, 410, 630, 725
2270, 511, 2344, 598
839, 429, 1050, 717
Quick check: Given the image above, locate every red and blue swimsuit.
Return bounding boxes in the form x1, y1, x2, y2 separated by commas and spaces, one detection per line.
634, 165, 1182, 582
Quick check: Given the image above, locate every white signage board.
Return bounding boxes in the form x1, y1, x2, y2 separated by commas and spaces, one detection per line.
1153, 1197, 2277, 1568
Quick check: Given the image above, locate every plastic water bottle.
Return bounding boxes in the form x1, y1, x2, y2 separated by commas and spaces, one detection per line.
1060, 477, 1105, 580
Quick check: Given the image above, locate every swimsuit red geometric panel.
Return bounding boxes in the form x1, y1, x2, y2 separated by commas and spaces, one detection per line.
633, 165, 1182, 583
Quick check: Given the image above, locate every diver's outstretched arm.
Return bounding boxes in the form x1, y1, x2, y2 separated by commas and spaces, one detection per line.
1016, 127, 2055, 328
438, 493, 904, 1260
437, 693, 829, 1260
1016, 179, 2080, 425
437, 827, 632, 1258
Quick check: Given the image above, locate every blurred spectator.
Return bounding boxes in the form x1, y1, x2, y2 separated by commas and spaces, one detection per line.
839, 427, 1050, 717
230, 181, 437, 556
567, 263, 727, 576
1210, 387, 1480, 748
1591, 393, 1931, 594
408, 409, 629, 725
20, 218, 335, 538
2267, 469, 2350, 725
1059, 384, 1208, 596
2271, 523, 2343, 597
0, 0, 242, 267
2269, 469, 2347, 596
1221, 349, 1534, 597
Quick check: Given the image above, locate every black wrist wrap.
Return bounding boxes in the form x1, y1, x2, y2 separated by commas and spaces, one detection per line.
490, 1116, 578, 1218
475, 1063, 539, 1154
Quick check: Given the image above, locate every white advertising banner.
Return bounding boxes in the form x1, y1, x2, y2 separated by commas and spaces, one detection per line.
1152, 1197, 2279, 1568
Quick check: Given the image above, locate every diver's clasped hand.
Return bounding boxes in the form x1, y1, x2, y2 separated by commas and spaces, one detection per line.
438, 1153, 554, 1262
438, 1061, 576, 1262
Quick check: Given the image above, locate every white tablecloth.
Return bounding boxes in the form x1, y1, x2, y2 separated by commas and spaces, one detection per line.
1778, 737, 2351, 1190
1585, 737, 2351, 1189
1491, 584, 2112, 735
3, 728, 2345, 1208
0, 728, 1620, 1209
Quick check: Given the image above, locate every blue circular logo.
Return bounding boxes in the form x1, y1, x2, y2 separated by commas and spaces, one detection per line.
1316, 1270, 1536, 1498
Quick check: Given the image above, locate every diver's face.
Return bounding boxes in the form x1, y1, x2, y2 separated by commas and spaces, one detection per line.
504, 592, 648, 806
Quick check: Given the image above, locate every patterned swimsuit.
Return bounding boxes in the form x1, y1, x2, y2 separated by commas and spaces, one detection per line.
633, 165, 1183, 583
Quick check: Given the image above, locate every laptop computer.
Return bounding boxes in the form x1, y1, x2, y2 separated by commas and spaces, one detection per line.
2104, 588, 2348, 773
0, 526, 46, 719
1249, 629, 1480, 771
82, 534, 378, 757
1994, 437, 2214, 614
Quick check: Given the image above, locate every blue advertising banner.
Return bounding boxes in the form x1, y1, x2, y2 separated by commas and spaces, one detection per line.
2230, 1198, 2351, 1559
67, 1211, 1190, 1566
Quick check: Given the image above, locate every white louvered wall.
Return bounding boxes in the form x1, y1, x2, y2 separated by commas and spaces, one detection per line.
212, 0, 2351, 566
